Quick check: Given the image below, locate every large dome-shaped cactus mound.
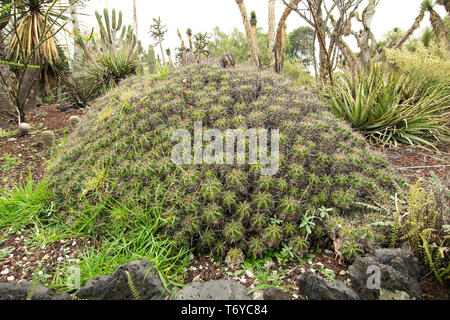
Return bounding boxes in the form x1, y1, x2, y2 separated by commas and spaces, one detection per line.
48, 63, 405, 259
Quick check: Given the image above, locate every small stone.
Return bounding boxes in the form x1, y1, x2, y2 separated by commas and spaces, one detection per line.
192, 274, 202, 282
7, 138, 17, 142
315, 262, 324, 268
1, 268, 10, 275
251, 290, 264, 300
245, 270, 255, 279
339, 270, 347, 276
7, 276, 15, 281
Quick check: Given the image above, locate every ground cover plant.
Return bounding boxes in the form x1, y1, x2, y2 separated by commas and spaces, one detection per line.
46, 63, 406, 266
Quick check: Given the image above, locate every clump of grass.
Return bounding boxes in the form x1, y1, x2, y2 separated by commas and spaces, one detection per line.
0, 176, 54, 233
0, 178, 192, 291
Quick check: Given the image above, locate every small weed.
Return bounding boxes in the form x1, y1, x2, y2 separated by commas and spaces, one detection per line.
0, 128, 15, 139
0, 153, 22, 173
0, 246, 14, 262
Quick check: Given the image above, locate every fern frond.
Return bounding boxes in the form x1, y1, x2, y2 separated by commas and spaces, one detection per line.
125, 271, 141, 300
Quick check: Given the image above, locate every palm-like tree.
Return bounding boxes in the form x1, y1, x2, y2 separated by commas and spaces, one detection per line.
3, 0, 74, 121
423, 0, 449, 49
436, 0, 450, 14
132, 0, 138, 36
186, 28, 193, 50
234, 0, 260, 67
268, 0, 276, 71
150, 17, 167, 65
393, 3, 426, 49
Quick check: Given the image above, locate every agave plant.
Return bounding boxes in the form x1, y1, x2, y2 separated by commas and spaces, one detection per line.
326, 63, 450, 148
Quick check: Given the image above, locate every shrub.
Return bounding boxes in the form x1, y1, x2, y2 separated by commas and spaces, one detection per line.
390, 176, 449, 285
385, 42, 450, 84
326, 63, 449, 148
283, 60, 315, 87
76, 45, 139, 101
48, 64, 404, 260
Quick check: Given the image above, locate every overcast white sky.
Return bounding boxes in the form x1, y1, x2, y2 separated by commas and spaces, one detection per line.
76, 0, 446, 54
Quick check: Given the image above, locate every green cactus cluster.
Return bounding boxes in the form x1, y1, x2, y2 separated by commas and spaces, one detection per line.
48, 64, 406, 260
94, 8, 137, 52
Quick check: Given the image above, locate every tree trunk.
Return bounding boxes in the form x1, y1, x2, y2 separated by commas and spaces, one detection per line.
359, 6, 377, 69
0, 29, 14, 119
251, 24, 261, 68
268, 0, 276, 71
385, 31, 399, 49
275, 0, 300, 73
159, 38, 166, 64
337, 39, 359, 70
133, 0, 138, 36
69, 0, 82, 73
429, 9, 449, 50
235, 0, 260, 68
17, 54, 40, 122
393, 10, 425, 49
177, 29, 188, 50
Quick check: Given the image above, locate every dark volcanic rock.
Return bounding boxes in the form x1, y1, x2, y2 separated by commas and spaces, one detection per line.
297, 271, 361, 300
76, 260, 167, 300
348, 245, 423, 300
0, 281, 71, 300
263, 288, 293, 300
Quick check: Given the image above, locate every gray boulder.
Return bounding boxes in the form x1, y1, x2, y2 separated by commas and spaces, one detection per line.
0, 281, 70, 300
174, 280, 251, 300
348, 245, 423, 300
297, 271, 361, 300
76, 260, 167, 300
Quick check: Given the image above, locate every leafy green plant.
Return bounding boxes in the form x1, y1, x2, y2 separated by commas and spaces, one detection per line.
326, 62, 449, 148
0, 128, 15, 139
0, 246, 13, 262
390, 178, 449, 285
0, 153, 22, 173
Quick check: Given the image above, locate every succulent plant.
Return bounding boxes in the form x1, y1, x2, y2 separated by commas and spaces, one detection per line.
41, 130, 55, 147
225, 248, 245, 270
48, 64, 404, 262
18, 123, 31, 137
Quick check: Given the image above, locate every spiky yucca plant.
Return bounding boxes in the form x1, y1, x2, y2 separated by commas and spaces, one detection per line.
326, 62, 449, 148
